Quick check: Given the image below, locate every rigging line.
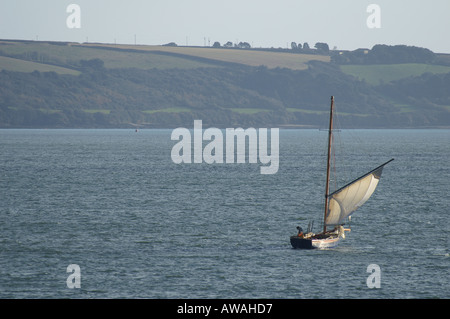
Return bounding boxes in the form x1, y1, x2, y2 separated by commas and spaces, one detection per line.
332, 102, 343, 192
333, 135, 337, 192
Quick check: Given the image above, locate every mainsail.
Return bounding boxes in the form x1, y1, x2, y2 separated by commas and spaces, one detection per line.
325, 159, 394, 226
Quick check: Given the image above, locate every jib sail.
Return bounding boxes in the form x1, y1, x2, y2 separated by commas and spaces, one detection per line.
325, 159, 394, 226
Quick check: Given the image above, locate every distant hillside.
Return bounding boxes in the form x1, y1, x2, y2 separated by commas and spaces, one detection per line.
0, 40, 329, 71
340, 63, 450, 85
0, 40, 219, 71
0, 55, 80, 75
0, 40, 449, 128
82, 43, 330, 70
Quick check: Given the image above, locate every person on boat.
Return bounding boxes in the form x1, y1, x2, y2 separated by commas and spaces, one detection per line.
296, 226, 304, 238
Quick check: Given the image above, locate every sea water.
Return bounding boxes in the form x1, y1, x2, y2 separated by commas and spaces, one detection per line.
0, 129, 448, 298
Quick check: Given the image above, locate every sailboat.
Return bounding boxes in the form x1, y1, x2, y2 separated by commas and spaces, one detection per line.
290, 96, 393, 249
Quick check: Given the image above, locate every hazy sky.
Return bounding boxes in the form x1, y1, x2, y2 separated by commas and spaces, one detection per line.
1, 0, 450, 53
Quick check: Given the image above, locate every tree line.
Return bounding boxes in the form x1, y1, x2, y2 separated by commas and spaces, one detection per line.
164, 40, 329, 53
332, 44, 438, 65
162, 41, 442, 65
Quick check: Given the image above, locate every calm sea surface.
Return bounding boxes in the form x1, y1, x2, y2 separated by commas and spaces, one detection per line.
0, 129, 448, 298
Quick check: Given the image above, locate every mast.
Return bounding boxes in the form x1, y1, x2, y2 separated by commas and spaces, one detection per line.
323, 96, 334, 233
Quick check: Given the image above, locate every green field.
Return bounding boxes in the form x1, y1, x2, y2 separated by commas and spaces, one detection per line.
142, 107, 192, 114
0, 41, 330, 72
341, 63, 450, 85
92, 44, 330, 70
0, 55, 80, 75
82, 109, 111, 114
0, 41, 217, 70
286, 108, 370, 117
228, 108, 271, 114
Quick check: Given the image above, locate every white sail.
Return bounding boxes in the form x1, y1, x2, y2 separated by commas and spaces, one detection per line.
325, 159, 393, 226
